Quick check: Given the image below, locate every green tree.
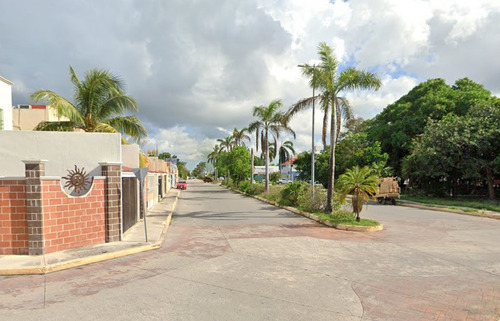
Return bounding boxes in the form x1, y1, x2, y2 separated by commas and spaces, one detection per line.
294, 149, 330, 187
231, 127, 251, 147
269, 171, 281, 184
192, 161, 206, 178
402, 102, 500, 199
217, 136, 234, 152
177, 161, 189, 179
335, 132, 388, 177
158, 152, 172, 160
227, 146, 251, 184
337, 166, 379, 221
31, 66, 147, 142
288, 43, 381, 212
278, 141, 295, 169
366, 78, 493, 175
207, 145, 221, 179
249, 99, 295, 193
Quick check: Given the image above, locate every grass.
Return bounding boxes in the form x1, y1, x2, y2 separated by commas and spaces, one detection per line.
232, 184, 382, 228
311, 210, 381, 227
400, 195, 500, 213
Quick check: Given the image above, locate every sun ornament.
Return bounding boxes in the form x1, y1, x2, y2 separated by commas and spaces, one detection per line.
62, 165, 92, 195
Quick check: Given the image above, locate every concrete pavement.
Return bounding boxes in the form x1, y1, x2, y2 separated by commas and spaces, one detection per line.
0, 189, 180, 275
1, 181, 499, 320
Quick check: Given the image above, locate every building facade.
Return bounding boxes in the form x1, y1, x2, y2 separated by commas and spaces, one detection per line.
0, 76, 13, 130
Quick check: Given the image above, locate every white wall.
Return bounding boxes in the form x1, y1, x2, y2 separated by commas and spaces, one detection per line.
121, 144, 139, 169
0, 131, 121, 177
0, 77, 13, 130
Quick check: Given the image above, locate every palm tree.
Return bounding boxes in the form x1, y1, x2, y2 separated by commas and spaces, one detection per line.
337, 166, 379, 221
249, 99, 295, 192
207, 145, 221, 179
263, 140, 277, 161
231, 127, 251, 147
278, 140, 295, 170
217, 136, 234, 152
288, 43, 381, 212
31, 66, 147, 142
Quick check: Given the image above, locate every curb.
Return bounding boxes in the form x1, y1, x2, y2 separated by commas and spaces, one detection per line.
0, 190, 180, 276
229, 187, 383, 232
397, 200, 500, 220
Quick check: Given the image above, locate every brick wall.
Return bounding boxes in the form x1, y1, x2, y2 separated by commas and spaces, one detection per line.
0, 179, 28, 255
42, 179, 106, 253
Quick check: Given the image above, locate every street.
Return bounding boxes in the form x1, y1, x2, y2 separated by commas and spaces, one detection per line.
1, 180, 499, 320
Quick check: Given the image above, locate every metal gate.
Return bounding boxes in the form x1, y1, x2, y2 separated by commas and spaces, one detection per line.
122, 177, 138, 233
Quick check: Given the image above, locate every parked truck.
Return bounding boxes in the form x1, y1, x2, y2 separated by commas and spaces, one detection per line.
375, 177, 400, 205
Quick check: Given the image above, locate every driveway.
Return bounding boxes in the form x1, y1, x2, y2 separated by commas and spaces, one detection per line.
0, 180, 499, 320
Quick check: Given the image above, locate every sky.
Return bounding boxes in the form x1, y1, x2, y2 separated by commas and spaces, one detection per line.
1, 0, 500, 170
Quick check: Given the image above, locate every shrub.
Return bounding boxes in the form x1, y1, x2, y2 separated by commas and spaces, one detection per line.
269, 171, 281, 184
261, 185, 283, 203
244, 183, 265, 196
239, 181, 251, 194
280, 181, 309, 206
297, 186, 327, 212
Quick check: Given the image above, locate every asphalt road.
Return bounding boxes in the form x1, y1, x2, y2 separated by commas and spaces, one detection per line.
1, 180, 499, 320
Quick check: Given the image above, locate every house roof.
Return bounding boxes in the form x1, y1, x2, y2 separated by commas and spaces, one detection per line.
282, 157, 297, 165
0, 75, 13, 85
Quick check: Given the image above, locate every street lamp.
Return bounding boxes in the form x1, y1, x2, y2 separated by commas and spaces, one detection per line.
298, 64, 316, 199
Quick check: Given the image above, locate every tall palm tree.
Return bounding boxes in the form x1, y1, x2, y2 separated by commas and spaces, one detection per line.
249, 99, 295, 192
337, 166, 379, 221
31, 66, 147, 142
231, 127, 251, 147
263, 140, 277, 161
288, 43, 381, 212
217, 136, 234, 152
207, 145, 221, 179
278, 140, 295, 170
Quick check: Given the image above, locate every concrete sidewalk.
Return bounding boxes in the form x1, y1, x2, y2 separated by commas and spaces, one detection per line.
0, 190, 180, 276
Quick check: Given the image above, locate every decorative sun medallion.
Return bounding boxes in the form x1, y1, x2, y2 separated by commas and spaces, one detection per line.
62, 165, 92, 195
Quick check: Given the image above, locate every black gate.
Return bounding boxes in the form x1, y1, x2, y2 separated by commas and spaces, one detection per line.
122, 177, 138, 232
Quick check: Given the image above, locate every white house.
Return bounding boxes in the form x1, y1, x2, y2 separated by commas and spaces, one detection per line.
280, 158, 300, 182
0, 75, 13, 130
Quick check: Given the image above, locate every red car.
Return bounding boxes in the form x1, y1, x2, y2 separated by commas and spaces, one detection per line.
176, 180, 187, 190
203, 177, 213, 182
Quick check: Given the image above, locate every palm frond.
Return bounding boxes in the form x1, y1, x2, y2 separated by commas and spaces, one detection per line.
105, 115, 148, 142
33, 121, 77, 132
31, 90, 84, 124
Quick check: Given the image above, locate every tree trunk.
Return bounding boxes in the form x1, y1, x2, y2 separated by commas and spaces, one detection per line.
214, 158, 219, 180
265, 131, 269, 193
486, 167, 496, 200
251, 148, 255, 184
325, 104, 337, 213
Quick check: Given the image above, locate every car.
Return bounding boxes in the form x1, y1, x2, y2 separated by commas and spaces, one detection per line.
278, 178, 290, 184
308, 180, 323, 187
203, 177, 213, 182
176, 180, 187, 190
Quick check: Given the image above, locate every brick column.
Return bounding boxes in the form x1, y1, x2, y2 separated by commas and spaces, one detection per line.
23, 160, 47, 255
100, 162, 122, 242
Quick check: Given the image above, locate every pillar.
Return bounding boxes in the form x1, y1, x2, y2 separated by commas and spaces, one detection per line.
100, 162, 122, 242
23, 160, 47, 255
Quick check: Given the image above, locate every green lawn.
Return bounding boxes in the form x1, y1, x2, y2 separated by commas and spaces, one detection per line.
400, 195, 500, 213
308, 210, 381, 227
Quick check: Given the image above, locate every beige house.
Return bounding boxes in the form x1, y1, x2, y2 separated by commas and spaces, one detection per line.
0, 75, 13, 130
12, 104, 69, 131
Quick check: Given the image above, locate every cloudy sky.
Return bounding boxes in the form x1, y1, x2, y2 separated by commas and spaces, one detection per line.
1, 0, 499, 169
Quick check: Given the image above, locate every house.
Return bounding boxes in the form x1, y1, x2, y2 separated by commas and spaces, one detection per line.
0, 75, 13, 130
0, 131, 122, 255
253, 165, 280, 182
12, 104, 69, 131
280, 158, 300, 182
